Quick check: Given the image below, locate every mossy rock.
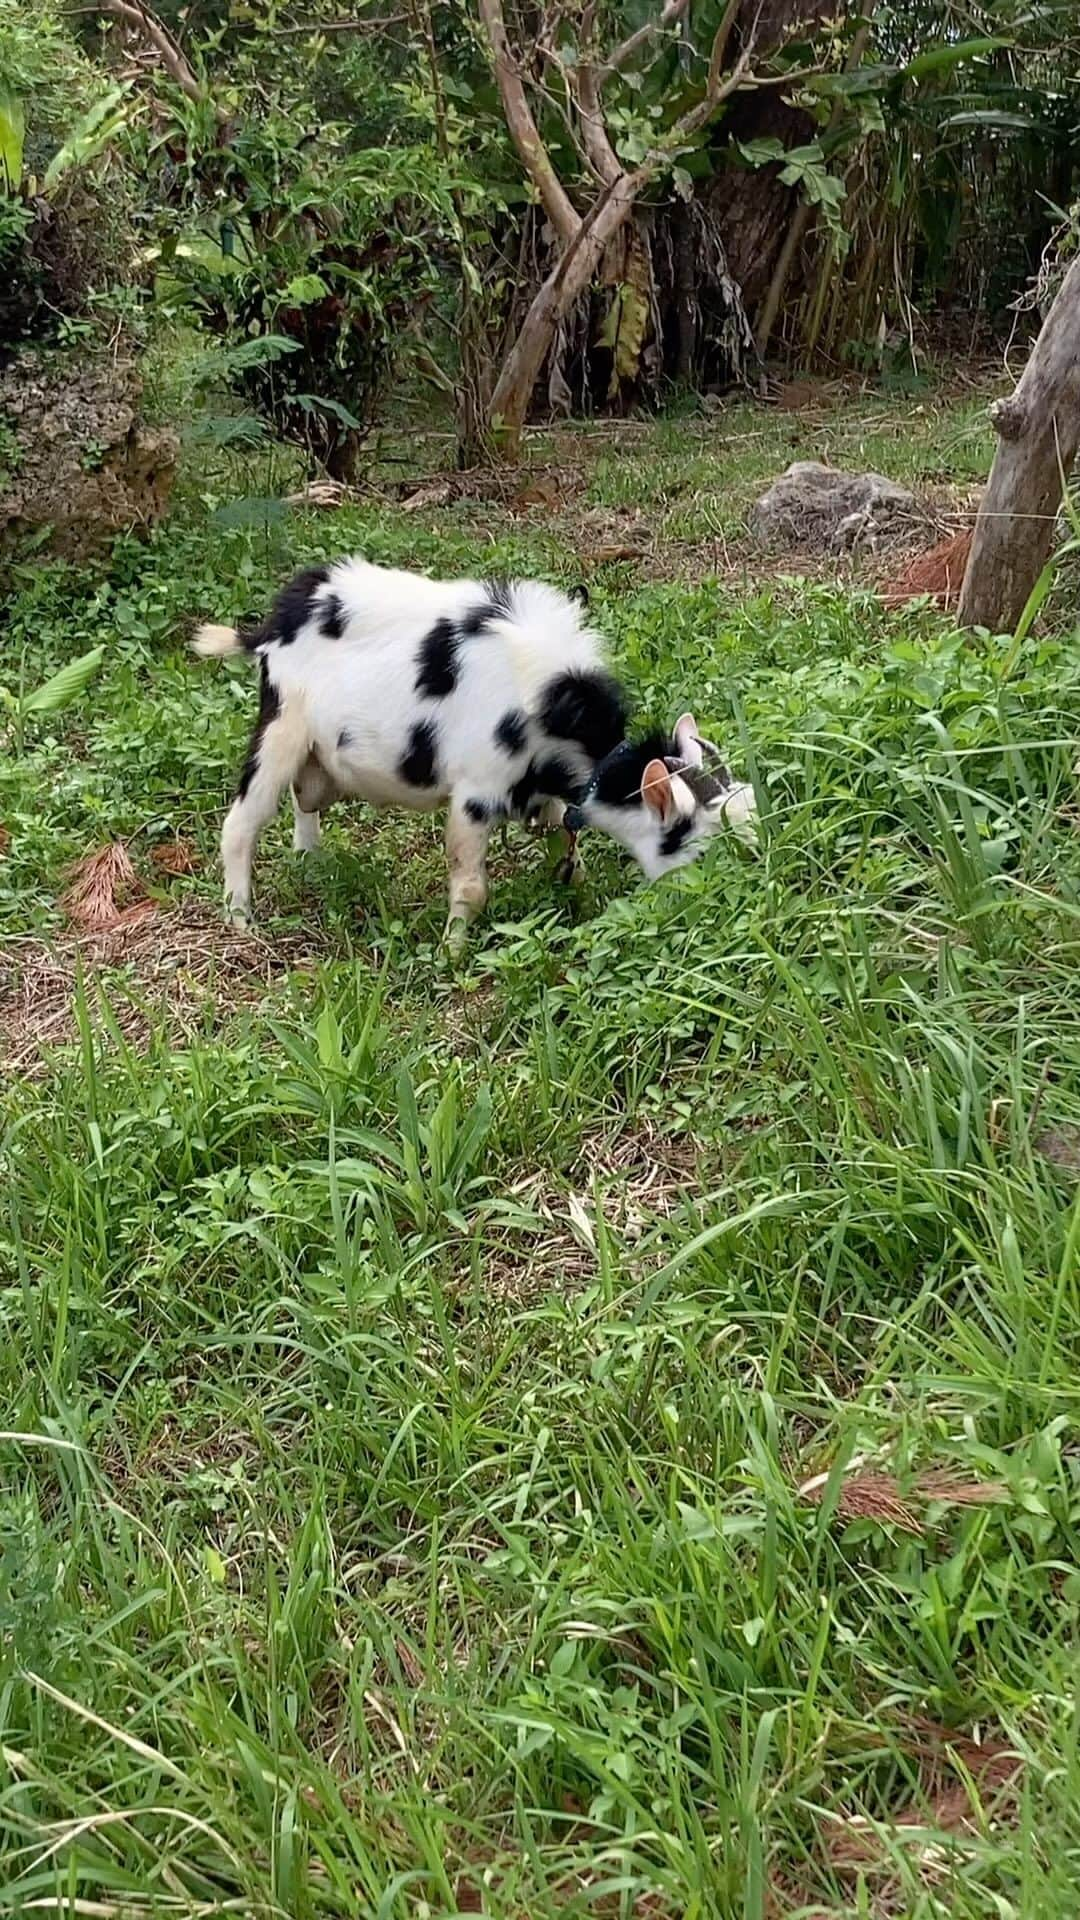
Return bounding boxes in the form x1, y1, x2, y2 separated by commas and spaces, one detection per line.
0, 348, 177, 562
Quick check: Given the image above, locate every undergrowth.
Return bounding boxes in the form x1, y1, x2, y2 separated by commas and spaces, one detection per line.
1, 393, 1079, 1918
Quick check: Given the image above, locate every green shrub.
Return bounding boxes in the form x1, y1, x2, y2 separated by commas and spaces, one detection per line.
0, 0, 139, 356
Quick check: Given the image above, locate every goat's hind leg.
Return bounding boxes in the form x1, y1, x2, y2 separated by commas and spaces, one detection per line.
291, 791, 322, 853
221, 694, 310, 924
291, 749, 339, 854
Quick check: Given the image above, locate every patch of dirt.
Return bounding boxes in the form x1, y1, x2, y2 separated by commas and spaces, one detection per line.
98, 1413, 262, 1506
150, 838, 201, 878
769, 1719, 1023, 1917
1035, 1123, 1080, 1177
819, 1730, 1021, 1887
584, 1117, 706, 1236
0, 903, 324, 1076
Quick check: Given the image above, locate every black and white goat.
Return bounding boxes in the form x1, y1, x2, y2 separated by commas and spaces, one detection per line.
193, 557, 755, 949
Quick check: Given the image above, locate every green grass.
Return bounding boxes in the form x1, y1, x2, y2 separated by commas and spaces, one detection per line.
3, 385, 1080, 1918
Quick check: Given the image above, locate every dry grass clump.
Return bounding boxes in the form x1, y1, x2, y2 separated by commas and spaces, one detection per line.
797, 1454, 1008, 1535
879, 526, 973, 608
61, 841, 154, 932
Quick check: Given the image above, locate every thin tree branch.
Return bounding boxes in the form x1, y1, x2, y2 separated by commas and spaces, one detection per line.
259, 14, 412, 31
478, 0, 581, 245
571, 61, 622, 186
571, 0, 693, 188
100, 0, 213, 107
599, 0, 692, 80
536, 43, 600, 180
704, 0, 743, 100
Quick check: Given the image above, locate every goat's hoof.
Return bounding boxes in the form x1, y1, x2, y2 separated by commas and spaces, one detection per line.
556, 855, 584, 888
227, 902, 252, 931
444, 916, 469, 960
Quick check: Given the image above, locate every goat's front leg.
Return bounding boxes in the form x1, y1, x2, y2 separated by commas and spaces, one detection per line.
445, 798, 491, 958
529, 798, 585, 888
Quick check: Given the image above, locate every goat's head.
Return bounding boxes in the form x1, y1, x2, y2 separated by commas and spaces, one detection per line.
564, 713, 757, 879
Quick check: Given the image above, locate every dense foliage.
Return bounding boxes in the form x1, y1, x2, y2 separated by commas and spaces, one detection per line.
2, 0, 1077, 458
0, 0, 139, 354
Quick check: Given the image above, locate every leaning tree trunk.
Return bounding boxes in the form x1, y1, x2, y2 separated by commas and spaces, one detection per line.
488, 176, 642, 453
958, 253, 1080, 631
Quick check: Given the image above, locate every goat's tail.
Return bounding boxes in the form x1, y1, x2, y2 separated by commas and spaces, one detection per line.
191, 622, 244, 659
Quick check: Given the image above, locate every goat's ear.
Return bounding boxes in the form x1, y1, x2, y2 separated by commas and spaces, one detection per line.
673, 712, 704, 768
569, 583, 590, 607
642, 758, 675, 822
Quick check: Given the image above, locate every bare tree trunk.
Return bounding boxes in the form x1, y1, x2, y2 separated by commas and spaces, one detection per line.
673, 200, 698, 381
958, 254, 1080, 631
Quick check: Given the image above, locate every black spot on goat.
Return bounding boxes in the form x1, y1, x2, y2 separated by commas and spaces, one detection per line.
399, 718, 439, 788
270, 565, 331, 646
495, 708, 528, 756
539, 669, 627, 763
415, 617, 459, 698
320, 592, 347, 640
237, 660, 281, 799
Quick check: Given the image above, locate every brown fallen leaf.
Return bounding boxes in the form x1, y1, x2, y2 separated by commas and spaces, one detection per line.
512, 479, 561, 513
151, 839, 200, 877
400, 481, 452, 514
588, 543, 647, 564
